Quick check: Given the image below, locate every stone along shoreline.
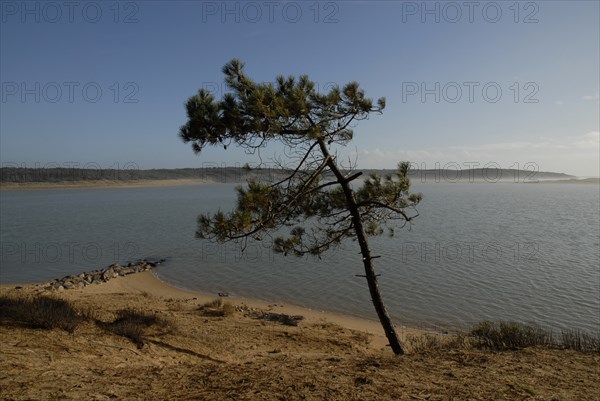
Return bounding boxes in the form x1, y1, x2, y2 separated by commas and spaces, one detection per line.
40, 259, 166, 291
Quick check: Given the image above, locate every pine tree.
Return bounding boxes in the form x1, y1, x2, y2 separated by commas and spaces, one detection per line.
180, 59, 422, 354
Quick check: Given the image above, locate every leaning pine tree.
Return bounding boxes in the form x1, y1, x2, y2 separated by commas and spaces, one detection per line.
179, 59, 422, 355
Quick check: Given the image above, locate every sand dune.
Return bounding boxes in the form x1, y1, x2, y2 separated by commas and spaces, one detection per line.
1, 273, 598, 400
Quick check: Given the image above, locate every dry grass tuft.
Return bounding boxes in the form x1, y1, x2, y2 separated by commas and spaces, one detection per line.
0, 294, 82, 333
101, 308, 171, 348
222, 302, 236, 317
468, 321, 600, 354
198, 298, 236, 317
249, 311, 305, 326
406, 332, 469, 354
351, 331, 372, 346
561, 329, 600, 353
469, 321, 554, 351
201, 298, 223, 309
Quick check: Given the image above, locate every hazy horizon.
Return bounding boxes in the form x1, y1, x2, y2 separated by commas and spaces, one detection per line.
1, 1, 598, 176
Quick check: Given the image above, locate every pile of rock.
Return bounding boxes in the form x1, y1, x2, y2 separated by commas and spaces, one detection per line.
42, 259, 165, 291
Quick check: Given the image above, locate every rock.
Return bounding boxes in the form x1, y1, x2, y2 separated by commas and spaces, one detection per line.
39, 258, 164, 291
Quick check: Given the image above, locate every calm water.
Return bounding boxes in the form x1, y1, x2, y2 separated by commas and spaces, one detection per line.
1, 183, 598, 334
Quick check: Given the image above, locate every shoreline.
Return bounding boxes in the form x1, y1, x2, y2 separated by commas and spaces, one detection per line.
147, 272, 413, 346
0, 179, 212, 191
1, 177, 598, 191
2, 271, 402, 349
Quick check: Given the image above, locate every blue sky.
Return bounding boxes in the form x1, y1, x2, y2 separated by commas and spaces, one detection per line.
1, 1, 598, 176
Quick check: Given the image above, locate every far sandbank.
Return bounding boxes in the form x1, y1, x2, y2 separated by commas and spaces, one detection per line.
2, 176, 598, 191
0, 179, 211, 191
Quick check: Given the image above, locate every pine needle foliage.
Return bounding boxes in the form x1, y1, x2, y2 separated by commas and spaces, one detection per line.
180, 60, 422, 354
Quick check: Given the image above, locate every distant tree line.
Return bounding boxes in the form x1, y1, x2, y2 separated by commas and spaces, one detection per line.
0, 167, 572, 184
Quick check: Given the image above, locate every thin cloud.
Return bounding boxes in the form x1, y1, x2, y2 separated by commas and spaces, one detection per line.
582, 93, 599, 101
350, 132, 599, 176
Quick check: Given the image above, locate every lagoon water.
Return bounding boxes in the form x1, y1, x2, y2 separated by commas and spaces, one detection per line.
1, 182, 598, 334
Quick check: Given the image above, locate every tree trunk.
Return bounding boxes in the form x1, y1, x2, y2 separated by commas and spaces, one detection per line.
344, 190, 405, 355
358, 234, 405, 355
317, 140, 405, 355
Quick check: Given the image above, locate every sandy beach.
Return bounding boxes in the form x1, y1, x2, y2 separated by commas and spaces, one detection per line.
74, 271, 395, 348
1, 271, 598, 400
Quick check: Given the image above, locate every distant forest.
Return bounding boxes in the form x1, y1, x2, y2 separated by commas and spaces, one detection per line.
0, 167, 574, 184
